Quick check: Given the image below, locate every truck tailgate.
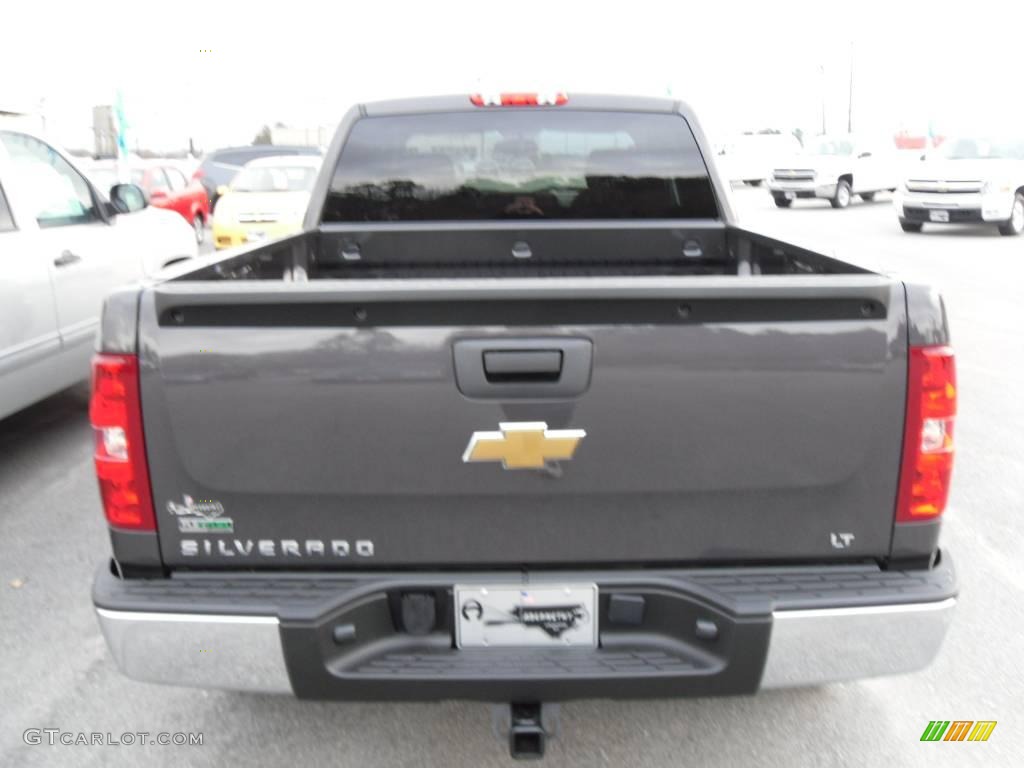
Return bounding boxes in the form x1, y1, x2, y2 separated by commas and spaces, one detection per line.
139, 276, 907, 567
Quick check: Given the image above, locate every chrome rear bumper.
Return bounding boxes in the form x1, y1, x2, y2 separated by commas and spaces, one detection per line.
760, 597, 956, 688
96, 609, 292, 693
92, 561, 954, 700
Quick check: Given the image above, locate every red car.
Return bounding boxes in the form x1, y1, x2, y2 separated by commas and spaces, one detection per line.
131, 165, 210, 243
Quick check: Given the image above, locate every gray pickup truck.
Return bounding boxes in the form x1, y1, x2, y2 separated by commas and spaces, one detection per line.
90, 94, 957, 759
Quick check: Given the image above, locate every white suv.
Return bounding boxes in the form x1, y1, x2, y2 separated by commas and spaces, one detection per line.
894, 137, 1024, 236
767, 135, 899, 209
716, 133, 802, 186
0, 130, 197, 420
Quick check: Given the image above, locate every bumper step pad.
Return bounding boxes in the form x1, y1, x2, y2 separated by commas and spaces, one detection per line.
354, 647, 706, 678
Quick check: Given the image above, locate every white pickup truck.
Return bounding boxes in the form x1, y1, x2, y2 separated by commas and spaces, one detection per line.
894, 136, 1024, 235
0, 130, 197, 421
767, 134, 899, 209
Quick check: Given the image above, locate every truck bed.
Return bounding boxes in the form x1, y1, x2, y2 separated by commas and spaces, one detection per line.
181, 223, 869, 281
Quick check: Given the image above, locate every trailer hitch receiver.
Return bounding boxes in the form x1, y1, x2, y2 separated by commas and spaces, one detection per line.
492, 702, 557, 759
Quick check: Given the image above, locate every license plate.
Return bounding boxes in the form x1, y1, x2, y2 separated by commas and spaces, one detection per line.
783, 192, 796, 200
929, 210, 950, 222
245, 230, 267, 241
454, 584, 598, 648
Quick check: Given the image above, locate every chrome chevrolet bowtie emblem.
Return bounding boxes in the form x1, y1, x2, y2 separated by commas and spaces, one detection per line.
462, 422, 586, 470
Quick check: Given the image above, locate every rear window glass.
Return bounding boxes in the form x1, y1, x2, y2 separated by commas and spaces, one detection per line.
231, 165, 318, 192
211, 151, 262, 168
323, 111, 718, 222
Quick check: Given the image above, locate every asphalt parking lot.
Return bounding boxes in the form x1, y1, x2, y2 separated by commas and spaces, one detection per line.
1, 186, 1021, 767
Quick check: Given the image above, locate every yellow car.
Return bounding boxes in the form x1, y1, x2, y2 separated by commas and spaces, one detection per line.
211, 155, 321, 250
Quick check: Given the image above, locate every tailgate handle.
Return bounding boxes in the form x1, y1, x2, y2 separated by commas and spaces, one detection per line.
453, 339, 592, 399
483, 350, 562, 382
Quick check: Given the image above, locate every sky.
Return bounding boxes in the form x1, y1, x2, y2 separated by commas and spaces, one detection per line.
3, 0, 1024, 152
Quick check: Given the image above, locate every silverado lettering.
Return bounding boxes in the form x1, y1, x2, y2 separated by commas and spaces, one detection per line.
180, 539, 374, 557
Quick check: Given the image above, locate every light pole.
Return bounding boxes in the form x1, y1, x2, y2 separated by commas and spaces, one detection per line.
847, 42, 854, 134
819, 64, 826, 135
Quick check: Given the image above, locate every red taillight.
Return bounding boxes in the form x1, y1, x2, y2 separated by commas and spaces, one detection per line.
896, 346, 956, 522
470, 92, 568, 107
90, 354, 156, 531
